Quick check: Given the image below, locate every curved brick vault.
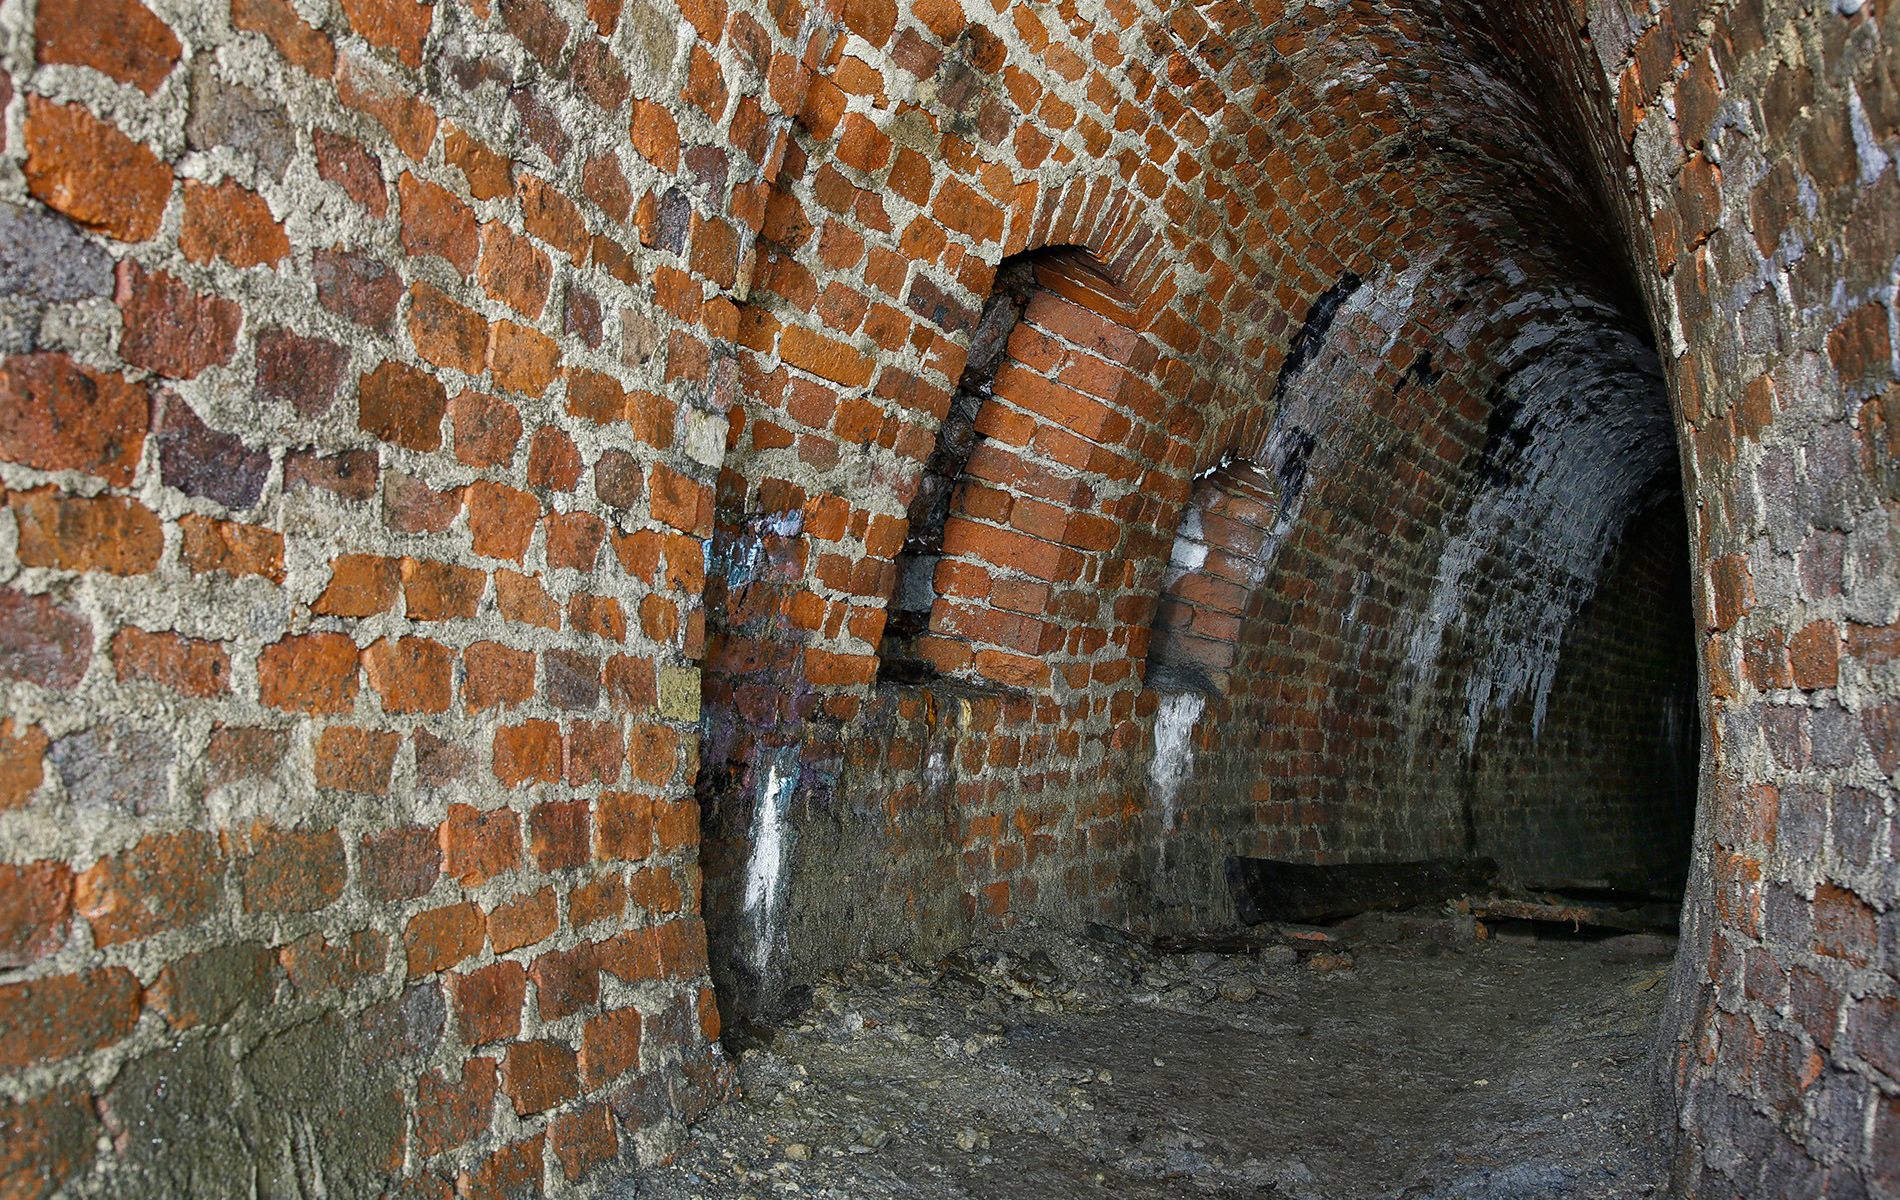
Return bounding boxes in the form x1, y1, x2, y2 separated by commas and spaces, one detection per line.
0, 0, 1893, 1195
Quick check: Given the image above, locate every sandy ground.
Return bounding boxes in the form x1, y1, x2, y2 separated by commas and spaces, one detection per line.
612, 912, 1677, 1199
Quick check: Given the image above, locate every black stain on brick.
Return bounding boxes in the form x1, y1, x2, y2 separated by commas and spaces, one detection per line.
1271, 272, 1364, 404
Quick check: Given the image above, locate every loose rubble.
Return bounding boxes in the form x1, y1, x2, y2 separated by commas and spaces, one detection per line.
613, 912, 1675, 1198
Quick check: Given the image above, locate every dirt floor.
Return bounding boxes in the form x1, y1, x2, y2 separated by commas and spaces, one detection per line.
614, 912, 1677, 1199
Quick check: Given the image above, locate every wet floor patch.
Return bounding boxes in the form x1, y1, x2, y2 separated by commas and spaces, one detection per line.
611, 913, 1675, 1199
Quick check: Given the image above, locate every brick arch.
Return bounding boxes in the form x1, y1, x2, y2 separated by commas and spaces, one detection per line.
887, 247, 1186, 692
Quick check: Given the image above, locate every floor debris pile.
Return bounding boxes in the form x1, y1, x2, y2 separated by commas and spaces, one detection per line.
619, 912, 1675, 1199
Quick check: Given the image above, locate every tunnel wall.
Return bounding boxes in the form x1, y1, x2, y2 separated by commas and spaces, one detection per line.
0, 0, 1893, 1196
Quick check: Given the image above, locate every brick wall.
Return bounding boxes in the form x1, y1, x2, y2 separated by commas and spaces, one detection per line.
0, 0, 1893, 1194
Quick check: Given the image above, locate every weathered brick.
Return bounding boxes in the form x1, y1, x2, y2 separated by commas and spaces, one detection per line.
180, 177, 288, 268
23, 97, 171, 242
75, 831, 219, 946
111, 627, 230, 697
503, 1039, 579, 1116
314, 725, 403, 793
9, 489, 163, 575
235, 823, 347, 912
258, 633, 360, 714
116, 261, 240, 379
0, 969, 140, 1070
0, 353, 148, 485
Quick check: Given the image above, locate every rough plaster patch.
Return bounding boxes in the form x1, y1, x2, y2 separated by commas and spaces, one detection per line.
742, 755, 800, 971
1149, 691, 1206, 830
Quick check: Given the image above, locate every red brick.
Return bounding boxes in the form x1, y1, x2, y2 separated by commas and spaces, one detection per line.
339, 0, 434, 66
527, 428, 583, 491
9, 489, 162, 576
313, 554, 402, 617
180, 177, 288, 268
75, 831, 219, 946
37, 0, 180, 92
452, 960, 528, 1045
365, 637, 454, 714
204, 725, 286, 789
232, 0, 335, 75
402, 558, 485, 620
546, 512, 607, 570
0, 968, 140, 1070
1789, 621, 1840, 690
567, 719, 622, 785
0, 353, 149, 485
359, 360, 449, 451
496, 570, 561, 629
503, 1039, 579, 1116
495, 720, 563, 785
278, 928, 386, 993
24, 97, 171, 242
530, 800, 590, 870
627, 865, 682, 915
487, 887, 557, 954
1815, 883, 1876, 964
313, 725, 402, 793
468, 481, 541, 561
257, 633, 360, 714
459, 641, 531, 712
314, 129, 387, 217
569, 871, 626, 929
384, 472, 465, 538
579, 1003, 642, 1087
360, 824, 441, 901
489, 320, 561, 396
0, 592, 91, 693
0, 717, 47, 812
148, 941, 275, 1028
479, 223, 554, 318
457, 1135, 543, 1200
452, 391, 523, 467
552, 1102, 618, 1181
179, 514, 284, 580
235, 823, 346, 912
405, 901, 485, 976
521, 175, 588, 262
115, 261, 240, 379
399, 173, 478, 273
0, 1087, 99, 1200
111, 627, 230, 697
409, 282, 490, 374
415, 1056, 498, 1159
596, 791, 652, 861
0, 862, 71, 968
442, 803, 522, 886
446, 125, 514, 200
335, 50, 436, 158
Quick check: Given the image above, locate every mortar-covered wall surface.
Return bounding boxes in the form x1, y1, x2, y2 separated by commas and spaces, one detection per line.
0, 0, 1893, 1197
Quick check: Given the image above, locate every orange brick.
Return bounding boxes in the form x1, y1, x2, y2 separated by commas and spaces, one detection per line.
23, 96, 171, 243
111, 627, 230, 698
409, 282, 490, 374
478, 224, 553, 318
338, 0, 434, 67
179, 514, 285, 580
232, 0, 335, 75
180, 178, 289, 268
365, 637, 454, 713
257, 633, 360, 714
0, 353, 149, 487
9, 490, 162, 576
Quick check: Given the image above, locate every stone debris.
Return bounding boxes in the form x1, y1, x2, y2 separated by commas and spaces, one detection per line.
620, 913, 1674, 1199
